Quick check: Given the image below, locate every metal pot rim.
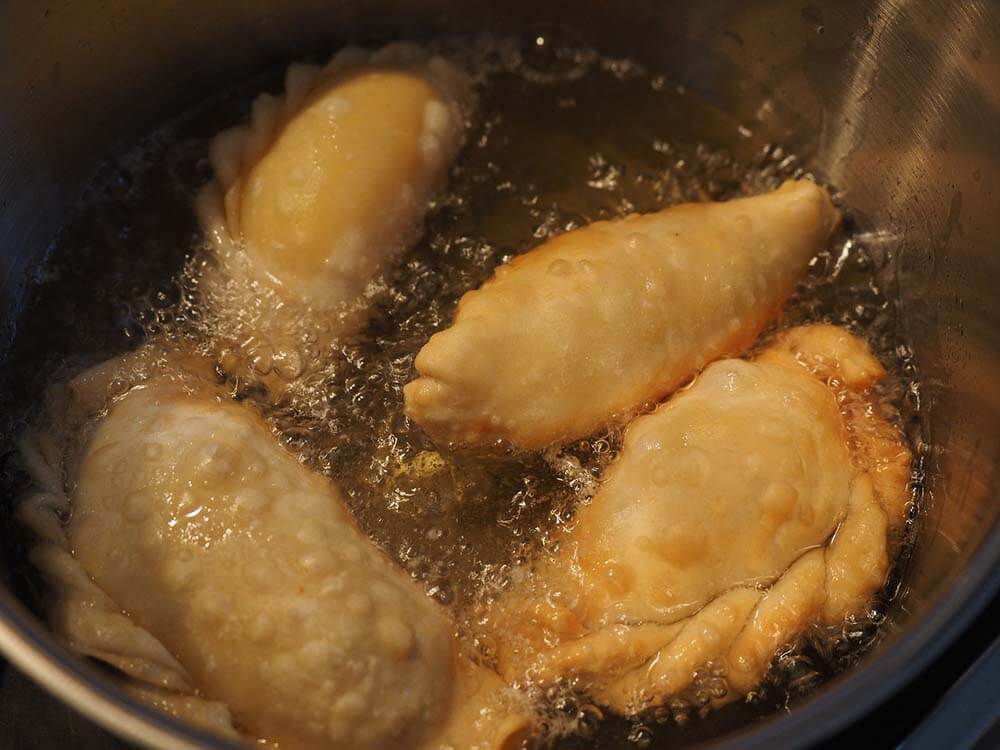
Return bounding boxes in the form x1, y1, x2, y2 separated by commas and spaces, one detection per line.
0, 590, 238, 750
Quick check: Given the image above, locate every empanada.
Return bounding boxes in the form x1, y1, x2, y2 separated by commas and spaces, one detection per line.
198, 43, 469, 383
405, 181, 840, 449
20, 353, 528, 749
483, 325, 910, 712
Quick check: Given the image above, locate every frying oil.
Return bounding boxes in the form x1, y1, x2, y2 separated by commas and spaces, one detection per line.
0, 34, 924, 748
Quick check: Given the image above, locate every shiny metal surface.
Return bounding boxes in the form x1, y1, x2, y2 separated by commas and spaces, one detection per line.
1, 1, 999, 747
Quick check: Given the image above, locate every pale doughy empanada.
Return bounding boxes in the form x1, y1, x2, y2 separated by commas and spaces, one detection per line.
21, 355, 528, 750
198, 43, 469, 383
483, 325, 910, 713
405, 180, 840, 449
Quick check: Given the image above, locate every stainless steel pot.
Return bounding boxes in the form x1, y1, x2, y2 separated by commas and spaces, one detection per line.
1, 1, 998, 747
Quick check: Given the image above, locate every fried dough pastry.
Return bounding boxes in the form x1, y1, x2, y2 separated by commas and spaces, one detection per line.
198, 43, 469, 383
405, 180, 840, 449
483, 325, 911, 713
20, 354, 528, 750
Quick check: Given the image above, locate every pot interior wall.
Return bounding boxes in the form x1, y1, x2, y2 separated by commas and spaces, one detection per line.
1, 0, 999, 746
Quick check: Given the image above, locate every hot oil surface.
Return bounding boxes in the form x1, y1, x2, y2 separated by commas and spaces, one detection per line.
1, 35, 923, 749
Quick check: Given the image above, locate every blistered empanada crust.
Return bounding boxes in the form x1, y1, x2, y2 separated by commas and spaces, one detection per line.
484, 325, 911, 713
405, 180, 840, 450
197, 43, 470, 389
20, 353, 528, 750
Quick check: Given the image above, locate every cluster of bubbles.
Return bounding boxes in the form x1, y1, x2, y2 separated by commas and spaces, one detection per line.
2, 33, 925, 749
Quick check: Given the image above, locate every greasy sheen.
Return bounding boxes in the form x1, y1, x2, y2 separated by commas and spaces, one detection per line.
485, 326, 911, 713
58, 374, 524, 750
201, 43, 468, 328
405, 180, 840, 449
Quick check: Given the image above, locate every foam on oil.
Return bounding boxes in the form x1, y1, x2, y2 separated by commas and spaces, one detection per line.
0, 34, 924, 749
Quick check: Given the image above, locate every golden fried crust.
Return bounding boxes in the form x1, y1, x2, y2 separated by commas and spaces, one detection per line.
406, 180, 840, 449
486, 325, 910, 712
70, 383, 456, 749
23, 355, 529, 750
196, 45, 470, 398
